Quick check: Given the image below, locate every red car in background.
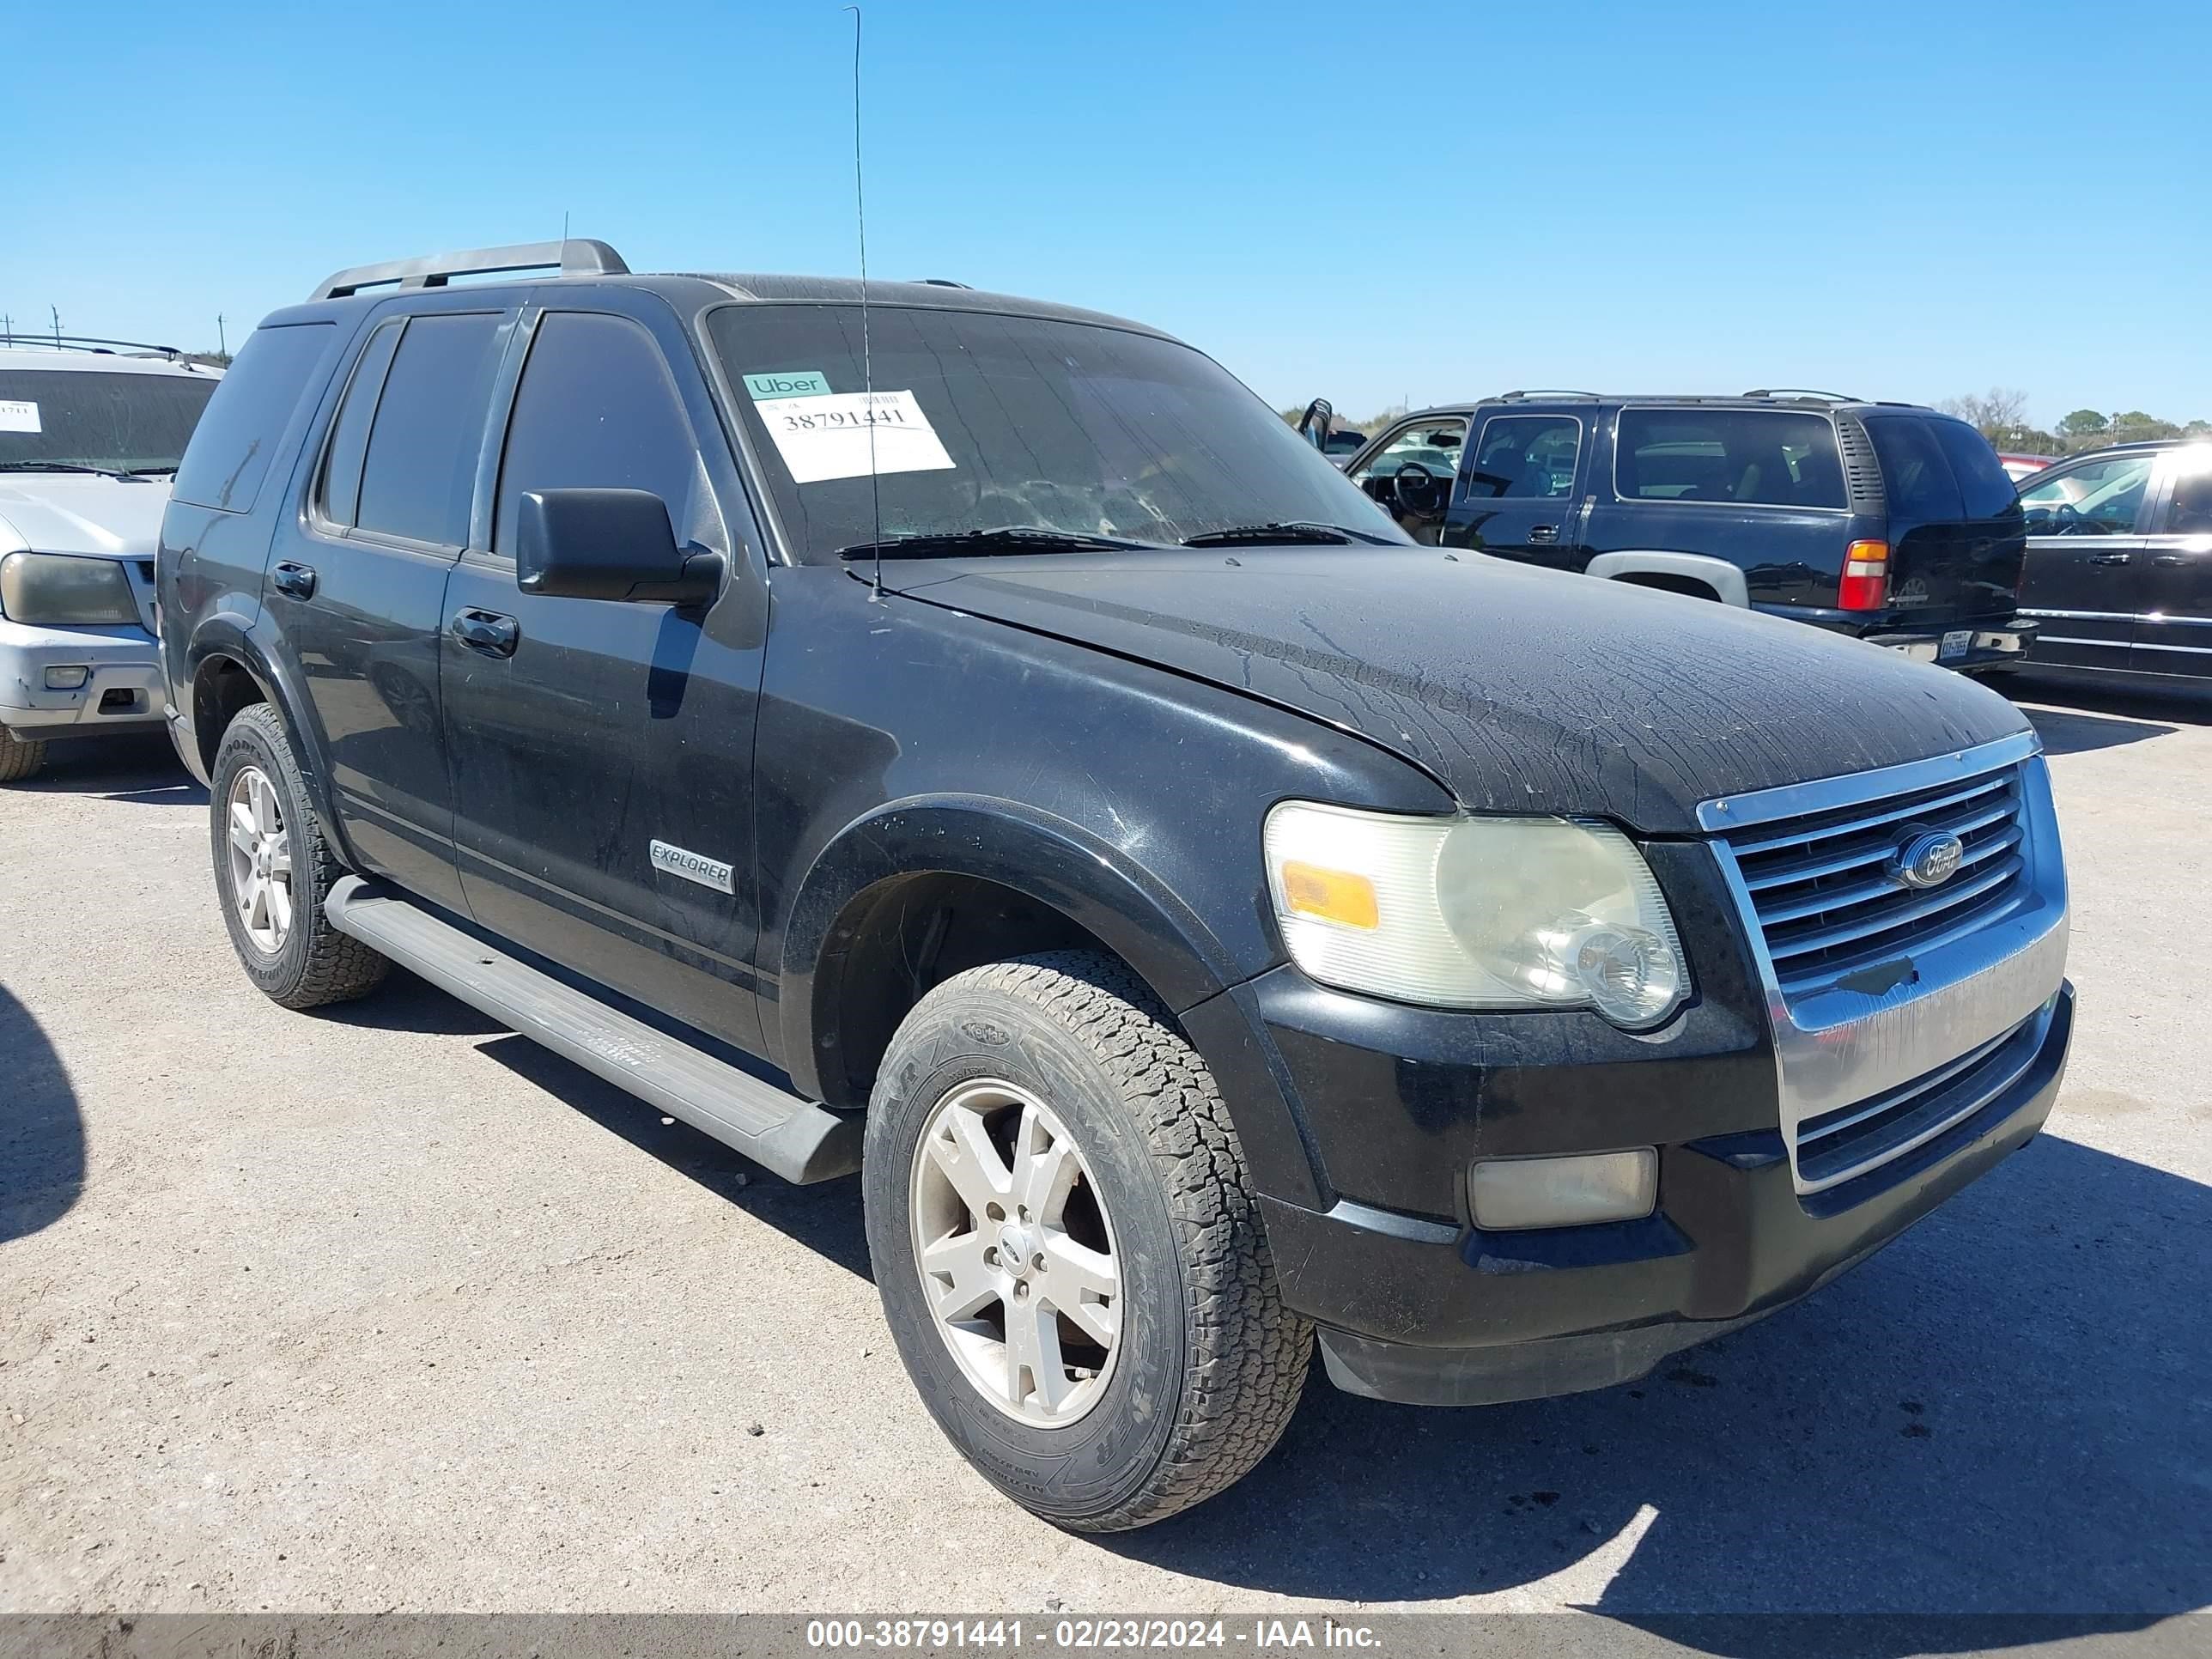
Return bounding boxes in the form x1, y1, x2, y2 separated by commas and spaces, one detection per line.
1999, 452, 2057, 483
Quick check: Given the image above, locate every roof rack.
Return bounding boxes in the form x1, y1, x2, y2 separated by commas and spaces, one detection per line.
0, 332, 186, 361
307, 238, 630, 302
1497, 388, 1600, 401
1741, 387, 1859, 402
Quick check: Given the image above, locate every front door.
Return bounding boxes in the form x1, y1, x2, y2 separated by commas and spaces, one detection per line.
2131, 446, 2212, 678
1440, 410, 1588, 565
1345, 415, 1468, 544
440, 299, 772, 1052
2015, 449, 2160, 672
263, 302, 510, 914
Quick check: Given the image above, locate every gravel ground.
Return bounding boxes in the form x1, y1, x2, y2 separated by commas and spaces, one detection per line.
2, 675, 2207, 1650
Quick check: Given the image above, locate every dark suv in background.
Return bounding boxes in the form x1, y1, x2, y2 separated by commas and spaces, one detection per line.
1334, 392, 2038, 673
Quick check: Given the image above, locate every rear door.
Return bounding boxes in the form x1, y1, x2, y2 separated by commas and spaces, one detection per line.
1860, 413, 2028, 626
1439, 408, 1587, 564
2014, 449, 2160, 672
262, 300, 511, 913
2131, 445, 2212, 678
1579, 405, 1849, 605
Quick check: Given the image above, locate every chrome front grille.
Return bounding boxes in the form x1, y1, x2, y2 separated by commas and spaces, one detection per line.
1700, 732, 2069, 1198
1725, 763, 2030, 1000
1792, 1010, 2045, 1194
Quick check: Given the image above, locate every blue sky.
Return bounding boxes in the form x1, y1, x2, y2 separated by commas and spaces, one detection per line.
11, 0, 2209, 426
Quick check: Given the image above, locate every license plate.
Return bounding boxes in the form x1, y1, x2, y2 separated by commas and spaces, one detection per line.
1939, 629, 1973, 662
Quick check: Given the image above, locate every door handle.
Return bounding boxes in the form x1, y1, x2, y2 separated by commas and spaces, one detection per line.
2089, 552, 2132, 566
2154, 554, 2190, 567
1528, 526, 1560, 544
270, 561, 318, 599
451, 609, 520, 658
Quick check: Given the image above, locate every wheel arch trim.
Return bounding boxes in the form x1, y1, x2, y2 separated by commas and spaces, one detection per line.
1584, 550, 1750, 606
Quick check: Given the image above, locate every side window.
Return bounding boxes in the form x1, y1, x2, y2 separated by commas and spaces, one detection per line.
171, 322, 337, 513
1466, 415, 1581, 501
355, 313, 505, 548
1614, 410, 1845, 508
1348, 418, 1467, 489
317, 319, 404, 529
2018, 453, 2155, 535
2160, 450, 2212, 536
493, 312, 701, 554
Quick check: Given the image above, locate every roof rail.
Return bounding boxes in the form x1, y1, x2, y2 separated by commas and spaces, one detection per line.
307, 238, 630, 302
0, 332, 186, 361
1496, 388, 1600, 401
1741, 387, 1859, 402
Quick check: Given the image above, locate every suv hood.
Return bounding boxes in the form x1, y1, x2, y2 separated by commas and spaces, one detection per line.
892, 548, 2032, 834
0, 473, 173, 560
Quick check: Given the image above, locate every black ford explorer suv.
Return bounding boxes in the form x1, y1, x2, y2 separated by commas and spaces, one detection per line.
160, 240, 2073, 1531
1333, 391, 2039, 673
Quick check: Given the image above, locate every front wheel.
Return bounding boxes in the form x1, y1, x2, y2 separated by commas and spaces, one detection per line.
863, 952, 1311, 1531
0, 727, 47, 783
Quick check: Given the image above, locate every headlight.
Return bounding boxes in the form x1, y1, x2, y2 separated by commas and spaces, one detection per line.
1263, 801, 1687, 1028
0, 552, 139, 626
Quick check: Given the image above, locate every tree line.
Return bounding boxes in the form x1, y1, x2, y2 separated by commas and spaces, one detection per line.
1935, 388, 2208, 456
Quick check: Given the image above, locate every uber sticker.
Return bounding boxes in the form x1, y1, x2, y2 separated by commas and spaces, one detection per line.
752, 389, 956, 485
0, 401, 40, 434
743, 369, 832, 399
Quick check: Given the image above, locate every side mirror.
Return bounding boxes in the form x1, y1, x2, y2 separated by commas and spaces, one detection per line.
1297, 398, 1334, 451
515, 489, 722, 605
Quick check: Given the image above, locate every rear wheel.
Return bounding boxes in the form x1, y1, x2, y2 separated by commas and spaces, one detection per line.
0, 728, 47, 783
210, 702, 389, 1009
863, 951, 1310, 1531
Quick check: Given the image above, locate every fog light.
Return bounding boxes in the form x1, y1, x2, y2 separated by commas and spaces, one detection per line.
1470, 1148, 1657, 1231
44, 665, 91, 690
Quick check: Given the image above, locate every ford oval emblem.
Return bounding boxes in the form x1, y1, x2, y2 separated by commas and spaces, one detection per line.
1891, 829, 1966, 890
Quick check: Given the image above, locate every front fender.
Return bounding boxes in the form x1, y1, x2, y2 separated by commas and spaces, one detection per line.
781, 793, 1240, 1070
781, 793, 1334, 1207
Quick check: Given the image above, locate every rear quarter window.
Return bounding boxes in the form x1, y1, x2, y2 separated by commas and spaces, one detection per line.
1863, 416, 1966, 520
171, 322, 338, 513
1928, 417, 2022, 519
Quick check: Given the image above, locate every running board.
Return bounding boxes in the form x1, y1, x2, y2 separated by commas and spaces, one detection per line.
325, 877, 861, 1184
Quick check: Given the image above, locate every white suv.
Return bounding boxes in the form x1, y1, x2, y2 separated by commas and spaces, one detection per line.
0, 342, 221, 781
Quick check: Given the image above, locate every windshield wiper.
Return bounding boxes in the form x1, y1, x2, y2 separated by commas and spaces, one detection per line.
116, 465, 179, 478
1180, 520, 1399, 548
0, 461, 124, 477
836, 526, 1164, 560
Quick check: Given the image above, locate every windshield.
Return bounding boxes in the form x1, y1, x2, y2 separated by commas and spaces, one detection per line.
706, 305, 1407, 560
0, 368, 218, 473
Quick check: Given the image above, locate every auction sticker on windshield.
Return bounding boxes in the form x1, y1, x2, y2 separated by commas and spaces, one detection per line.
750, 388, 956, 484
0, 401, 40, 434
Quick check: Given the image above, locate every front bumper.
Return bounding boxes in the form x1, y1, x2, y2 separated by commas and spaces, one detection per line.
0, 618, 166, 739
1267, 983, 2069, 1405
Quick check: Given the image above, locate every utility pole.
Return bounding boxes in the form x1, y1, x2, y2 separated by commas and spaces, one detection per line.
216, 314, 227, 357
51, 306, 62, 346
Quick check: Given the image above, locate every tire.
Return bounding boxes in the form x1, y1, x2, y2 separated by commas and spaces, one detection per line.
863, 951, 1311, 1531
210, 702, 389, 1009
0, 728, 47, 783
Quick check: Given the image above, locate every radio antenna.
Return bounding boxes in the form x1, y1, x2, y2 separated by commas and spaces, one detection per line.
845, 4, 884, 600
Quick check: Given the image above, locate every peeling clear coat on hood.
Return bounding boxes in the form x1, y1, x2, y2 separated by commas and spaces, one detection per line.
884, 547, 2033, 836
